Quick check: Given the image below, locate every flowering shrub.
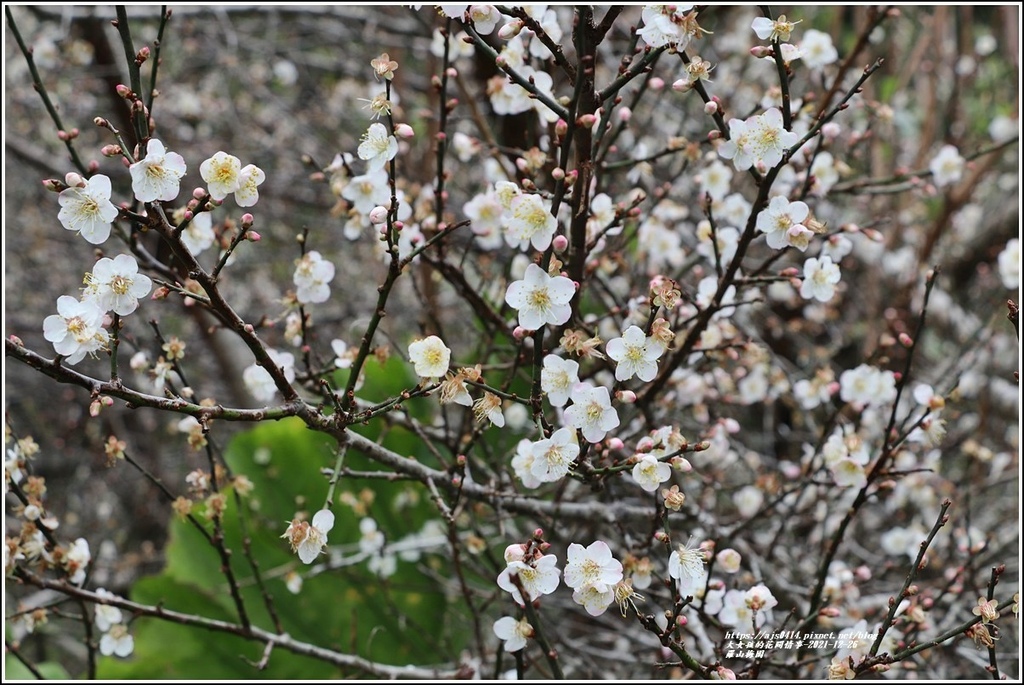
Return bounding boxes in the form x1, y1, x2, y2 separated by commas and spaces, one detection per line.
4, 4, 1020, 680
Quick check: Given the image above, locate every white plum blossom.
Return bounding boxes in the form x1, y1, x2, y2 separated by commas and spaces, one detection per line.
235, 164, 266, 207
716, 549, 742, 574
464, 190, 506, 250
800, 256, 841, 302
42, 295, 108, 365
540, 354, 580, 408
699, 161, 733, 202
563, 540, 623, 594
606, 325, 663, 382
497, 554, 561, 606
637, 4, 696, 49
733, 485, 764, 518
282, 509, 335, 564
180, 212, 216, 255
587, 193, 619, 241
751, 14, 800, 42
408, 335, 451, 379
997, 238, 1020, 289
529, 426, 580, 483
631, 453, 672, 492
357, 122, 399, 172
756, 196, 810, 250
799, 29, 838, 68
99, 624, 134, 657
668, 541, 708, 598
199, 151, 242, 201
93, 589, 124, 631
293, 250, 336, 304
342, 170, 391, 214
831, 458, 867, 488
929, 144, 965, 187
505, 194, 557, 251
810, 151, 840, 195
512, 438, 543, 489
129, 139, 186, 202
504, 263, 575, 330
468, 5, 501, 35
573, 584, 617, 616
85, 254, 152, 316
242, 348, 295, 402
493, 616, 532, 653
839, 364, 897, 408
57, 174, 119, 244
65, 537, 91, 585
718, 108, 799, 171
563, 383, 620, 443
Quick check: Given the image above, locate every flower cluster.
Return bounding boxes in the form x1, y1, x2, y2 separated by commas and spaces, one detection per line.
199, 151, 266, 206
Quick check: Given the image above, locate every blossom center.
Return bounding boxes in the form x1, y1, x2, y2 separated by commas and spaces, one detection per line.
66, 316, 90, 342
527, 287, 551, 310
110, 275, 131, 295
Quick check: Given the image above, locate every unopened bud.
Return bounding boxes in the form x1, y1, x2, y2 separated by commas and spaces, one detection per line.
551, 167, 565, 181
555, 119, 568, 137
151, 286, 171, 300
565, 169, 578, 184
648, 76, 665, 91
240, 213, 254, 227
750, 46, 772, 58
672, 78, 691, 92
898, 332, 913, 347
182, 210, 194, 222
369, 206, 389, 225
708, 129, 722, 141
551, 235, 569, 253
653, 531, 669, 543
617, 107, 632, 123
704, 100, 719, 115
42, 179, 65, 192
577, 113, 598, 128
90, 399, 102, 417
818, 606, 841, 617
57, 129, 70, 141
607, 437, 624, 450
88, 160, 99, 173
513, 326, 527, 340
393, 220, 404, 232
672, 457, 692, 472
615, 390, 637, 404
101, 144, 123, 157
498, 19, 524, 39
532, 527, 544, 539
115, 84, 131, 98
65, 172, 85, 188
137, 46, 151, 62
395, 123, 414, 138
247, 231, 261, 242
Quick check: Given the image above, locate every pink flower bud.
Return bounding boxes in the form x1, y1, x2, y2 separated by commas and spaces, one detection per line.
653, 531, 669, 543
672, 78, 690, 92
755, 160, 768, 174
498, 19, 524, 39
818, 606, 841, 617
532, 528, 544, 539
69, 128, 80, 138
90, 400, 102, 417
648, 76, 665, 91
369, 206, 389, 225
704, 101, 719, 115
708, 130, 722, 141
240, 213, 254, 226
42, 179, 64, 192
116, 84, 131, 98
183, 211, 194, 221
137, 46, 151, 61
750, 46, 772, 58
57, 130, 70, 141
435, 131, 447, 142
65, 172, 85, 188
617, 107, 632, 123
88, 160, 99, 173
393, 220, 404, 232
854, 565, 872, 581
247, 231, 261, 242
515, 158, 528, 172
552, 235, 569, 253
676, 615, 688, 627
192, 187, 206, 200
551, 167, 565, 181
243, 324, 255, 333
615, 390, 637, 404
821, 122, 842, 140
565, 169, 578, 184
607, 437, 624, 450
671, 457, 692, 472
446, 67, 458, 78
151, 286, 170, 300
513, 326, 527, 340
555, 119, 568, 137
898, 332, 913, 347
577, 113, 598, 128
395, 123, 414, 138
101, 144, 122, 157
